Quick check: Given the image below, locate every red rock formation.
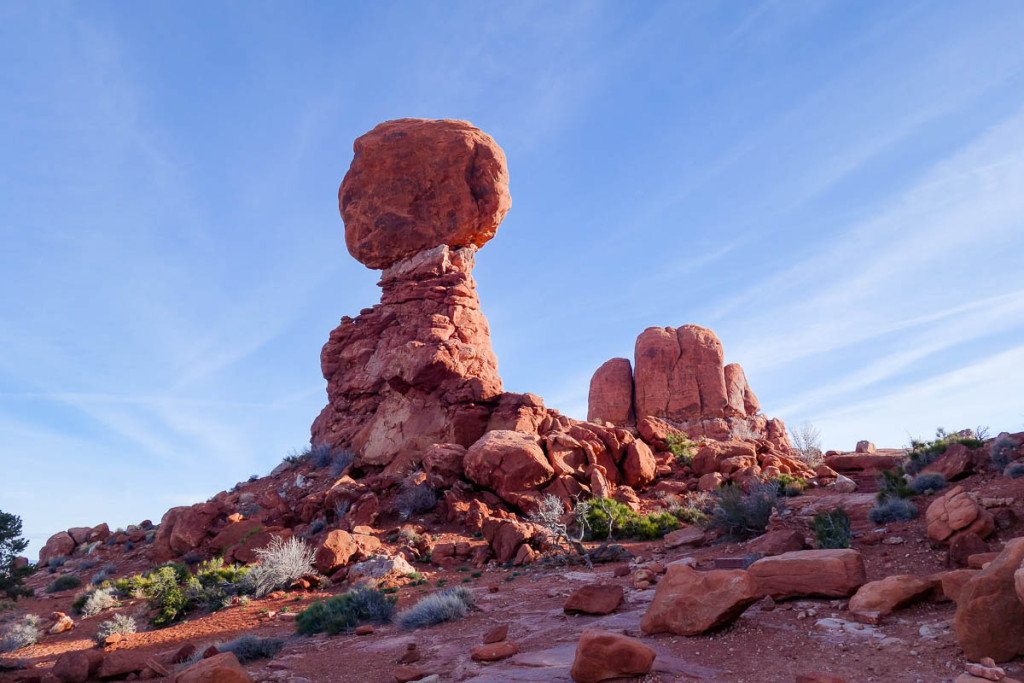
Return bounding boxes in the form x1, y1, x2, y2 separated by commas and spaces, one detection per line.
589, 324, 790, 450
587, 357, 634, 425
340, 119, 511, 270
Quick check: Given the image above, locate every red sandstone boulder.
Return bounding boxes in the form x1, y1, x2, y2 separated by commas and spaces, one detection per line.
633, 325, 730, 423
587, 358, 635, 426
315, 530, 359, 574
746, 530, 807, 556
52, 650, 102, 683
849, 575, 934, 624
942, 569, 980, 603
955, 537, 1024, 662
422, 443, 466, 486
340, 119, 510, 270
622, 439, 656, 488
923, 443, 976, 481
563, 584, 624, 615
171, 652, 252, 682
926, 486, 995, 543
570, 629, 656, 683
481, 516, 535, 564
470, 640, 519, 662
641, 564, 762, 635
464, 430, 554, 505
748, 549, 866, 599
38, 531, 75, 565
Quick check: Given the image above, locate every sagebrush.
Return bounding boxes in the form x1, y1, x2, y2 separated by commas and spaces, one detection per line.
395, 586, 474, 630
295, 587, 396, 635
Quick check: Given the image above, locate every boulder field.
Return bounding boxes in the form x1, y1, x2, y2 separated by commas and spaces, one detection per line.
20, 120, 1024, 682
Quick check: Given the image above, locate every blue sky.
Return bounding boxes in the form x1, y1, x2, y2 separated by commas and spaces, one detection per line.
3, 1, 1024, 555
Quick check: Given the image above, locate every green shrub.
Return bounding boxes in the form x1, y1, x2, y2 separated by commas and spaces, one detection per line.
95, 614, 136, 644
395, 586, 474, 630
869, 497, 918, 525
875, 469, 914, 502
0, 614, 41, 652
909, 473, 947, 495
705, 482, 780, 540
664, 492, 710, 525
583, 498, 679, 541
810, 508, 851, 549
665, 433, 697, 467
295, 588, 396, 635
46, 574, 82, 593
773, 473, 806, 497
218, 634, 283, 663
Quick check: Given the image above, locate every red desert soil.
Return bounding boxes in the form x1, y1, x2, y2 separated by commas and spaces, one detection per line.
5, 470, 1024, 682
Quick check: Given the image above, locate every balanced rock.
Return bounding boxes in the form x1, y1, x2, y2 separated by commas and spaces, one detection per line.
38, 531, 75, 565
849, 575, 934, 624
641, 564, 762, 635
748, 549, 866, 599
570, 629, 656, 683
340, 119, 510, 270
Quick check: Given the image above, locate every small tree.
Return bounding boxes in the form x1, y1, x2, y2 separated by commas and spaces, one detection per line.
0, 510, 32, 600
789, 422, 823, 466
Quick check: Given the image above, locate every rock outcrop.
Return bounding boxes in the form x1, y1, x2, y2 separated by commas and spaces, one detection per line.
312, 119, 510, 465
588, 324, 790, 449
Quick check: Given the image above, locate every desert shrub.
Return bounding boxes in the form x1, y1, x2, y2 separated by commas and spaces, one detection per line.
186, 559, 252, 611
869, 497, 918, 525
95, 614, 136, 644
909, 472, 947, 495
663, 492, 710, 525
80, 586, 118, 617
665, 433, 697, 467
396, 482, 438, 519
47, 556, 67, 573
218, 634, 284, 663
0, 510, 32, 600
583, 498, 679, 541
1005, 462, 1024, 479
395, 586, 474, 630
144, 565, 192, 627
91, 562, 116, 586
46, 574, 82, 593
993, 433, 1018, 471
810, 508, 851, 549
875, 469, 914, 502
705, 482, 781, 540
244, 537, 318, 598
295, 587, 396, 635
905, 427, 985, 475
789, 423, 823, 467
0, 614, 41, 652
773, 473, 806, 497
309, 519, 326, 535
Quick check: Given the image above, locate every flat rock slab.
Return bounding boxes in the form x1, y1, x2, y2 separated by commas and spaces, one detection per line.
461, 643, 723, 682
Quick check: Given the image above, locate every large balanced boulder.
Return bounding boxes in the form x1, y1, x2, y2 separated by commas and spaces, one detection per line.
464, 430, 554, 504
641, 564, 762, 635
849, 575, 934, 624
340, 118, 510, 270
926, 486, 995, 543
955, 537, 1024, 662
570, 629, 656, 683
748, 549, 866, 599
